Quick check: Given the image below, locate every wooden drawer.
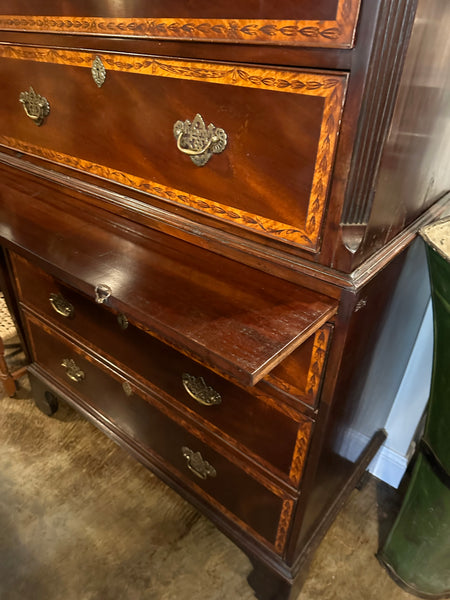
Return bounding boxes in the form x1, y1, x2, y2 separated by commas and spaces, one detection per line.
25, 313, 296, 554
0, 1, 361, 49
0, 45, 347, 252
261, 325, 332, 410
12, 252, 318, 486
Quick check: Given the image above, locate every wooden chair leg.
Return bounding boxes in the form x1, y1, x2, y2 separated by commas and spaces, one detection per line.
0, 335, 17, 397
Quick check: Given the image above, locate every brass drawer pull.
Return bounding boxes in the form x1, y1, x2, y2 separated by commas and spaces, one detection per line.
49, 293, 74, 318
61, 358, 85, 383
19, 86, 50, 126
182, 373, 222, 406
181, 447, 217, 480
94, 284, 112, 304
173, 113, 227, 167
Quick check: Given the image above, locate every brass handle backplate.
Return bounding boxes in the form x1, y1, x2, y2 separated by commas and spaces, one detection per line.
19, 86, 50, 126
181, 446, 217, 480
182, 373, 222, 406
61, 358, 85, 383
173, 113, 227, 166
95, 284, 112, 304
49, 293, 74, 318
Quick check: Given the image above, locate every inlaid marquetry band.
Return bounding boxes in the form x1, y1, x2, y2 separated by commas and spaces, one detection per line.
289, 421, 313, 487
264, 325, 331, 401
0, 2, 361, 48
275, 499, 295, 554
0, 46, 347, 249
306, 326, 332, 398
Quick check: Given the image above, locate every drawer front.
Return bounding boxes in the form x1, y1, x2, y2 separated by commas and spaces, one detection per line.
261, 324, 333, 410
26, 314, 295, 553
12, 252, 315, 486
0, 46, 347, 251
0, 1, 361, 48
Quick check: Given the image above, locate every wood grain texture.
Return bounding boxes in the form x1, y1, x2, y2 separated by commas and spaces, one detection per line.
2, 2, 448, 598
341, 0, 416, 228
0, 0, 361, 48
0, 45, 347, 250
350, 0, 450, 266
11, 247, 316, 484
0, 175, 338, 388
262, 325, 332, 409
25, 313, 298, 552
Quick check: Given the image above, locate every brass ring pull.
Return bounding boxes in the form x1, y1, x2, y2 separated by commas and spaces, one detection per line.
61, 358, 85, 383
176, 133, 214, 156
182, 373, 222, 406
181, 446, 217, 480
95, 284, 112, 304
49, 293, 74, 318
173, 113, 227, 167
19, 87, 50, 126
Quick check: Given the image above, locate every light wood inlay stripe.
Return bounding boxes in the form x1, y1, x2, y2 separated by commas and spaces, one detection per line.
0, 46, 348, 249
0, 2, 361, 48
275, 498, 295, 554
306, 326, 332, 398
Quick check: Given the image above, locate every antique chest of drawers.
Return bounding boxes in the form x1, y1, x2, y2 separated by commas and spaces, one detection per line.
0, 1, 449, 598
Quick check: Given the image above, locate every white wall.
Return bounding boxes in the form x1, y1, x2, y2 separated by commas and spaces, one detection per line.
336, 239, 433, 488
368, 300, 433, 487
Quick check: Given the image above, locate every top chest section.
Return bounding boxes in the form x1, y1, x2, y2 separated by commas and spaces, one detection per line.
0, 1, 368, 266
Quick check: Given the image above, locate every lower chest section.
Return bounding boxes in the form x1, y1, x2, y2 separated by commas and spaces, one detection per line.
10, 249, 334, 558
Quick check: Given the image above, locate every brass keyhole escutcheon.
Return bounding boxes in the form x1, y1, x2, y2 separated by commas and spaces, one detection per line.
95, 284, 112, 304
91, 56, 106, 88
122, 381, 133, 397
117, 313, 129, 330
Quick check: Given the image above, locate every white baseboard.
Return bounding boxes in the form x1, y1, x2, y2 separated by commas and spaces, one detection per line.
336, 427, 409, 488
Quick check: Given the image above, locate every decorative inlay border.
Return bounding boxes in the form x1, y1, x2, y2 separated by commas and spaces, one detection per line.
0, 136, 316, 247
275, 498, 295, 554
306, 326, 332, 398
0, 46, 348, 249
0, 2, 361, 48
289, 421, 313, 487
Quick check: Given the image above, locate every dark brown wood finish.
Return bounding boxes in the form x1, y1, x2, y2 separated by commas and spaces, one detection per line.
0, 1, 449, 599
10, 252, 330, 410
0, 1, 446, 275
0, 180, 338, 388
0, 0, 361, 48
11, 251, 317, 487
0, 46, 347, 251
349, 0, 450, 267
25, 316, 296, 553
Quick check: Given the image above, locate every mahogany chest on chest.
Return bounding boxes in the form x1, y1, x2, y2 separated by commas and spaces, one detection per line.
0, 1, 449, 598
